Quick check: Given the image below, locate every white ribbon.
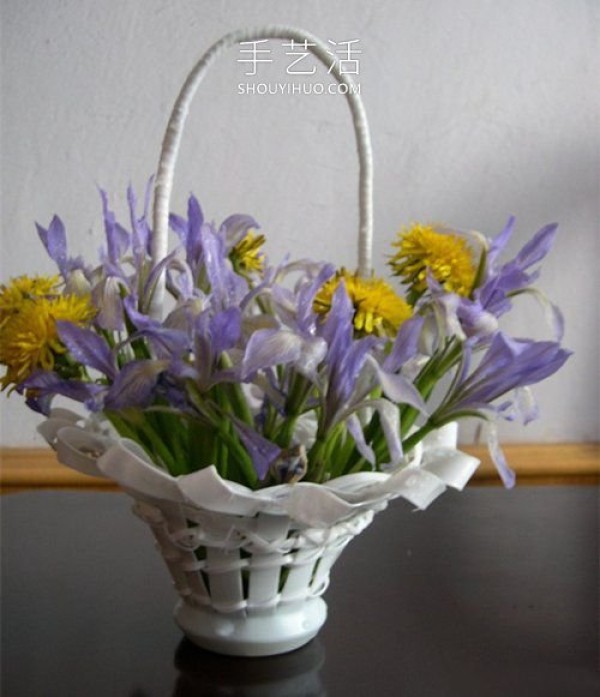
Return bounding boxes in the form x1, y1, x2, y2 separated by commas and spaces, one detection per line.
38, 410, 479, 528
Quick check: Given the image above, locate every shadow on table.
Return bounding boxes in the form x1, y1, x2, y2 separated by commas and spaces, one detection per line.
171, 637, 326, 697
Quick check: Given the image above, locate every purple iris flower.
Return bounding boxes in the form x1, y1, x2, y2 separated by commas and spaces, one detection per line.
165, 258, 196, 300
127, 179, 153, 272
456, 219, 562, 341
21, 350, 170, 416
434, 331, 570, 488
382, 315, 425, 373
36, 216, 68, 277
233, 420, 281, 480
295, 263, 336, 333
190, 307, 242, 389
56, 321, 117, 379
21, 371, 105, 415
441, 332, 571, 415
318, 283, 366, 422
170, 194, 205, 276
478, 219, 558, 314
201, 224, 247, 310
92, 276, 129, 331
123, 295, 191, 360
166, 210, 248, 310
309, 281, 427, 465
82, 188, 139, 329
246, 261, 334, 387
104, 360, 169, 410
170, 195, 258, 294
319, 283, 353, 365
315, 283, 405, 460
36, 216, 87, 280
241, 328, 326, 384
99, 188, 131, 278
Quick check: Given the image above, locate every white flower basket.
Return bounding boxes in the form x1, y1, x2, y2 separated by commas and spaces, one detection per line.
35, 26, 481, 656
40, 407, 478, 655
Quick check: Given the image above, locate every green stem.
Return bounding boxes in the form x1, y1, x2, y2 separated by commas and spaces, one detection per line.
321, 424, 347, 479
286, 371, 309, 415
186, 381, 257, 487
347, 456, 369, 474
400, 339, 463, 438
306, 437, 329, 483
402, 421, 439, 454
402, 409, 485, 454
336, 427, 361, 476
219, 354, 253, 426
276, 416, 299, 449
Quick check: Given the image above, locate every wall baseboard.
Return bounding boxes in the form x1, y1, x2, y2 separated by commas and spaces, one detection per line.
1, 443, 598, 492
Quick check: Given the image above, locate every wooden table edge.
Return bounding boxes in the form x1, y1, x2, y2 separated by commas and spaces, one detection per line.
1, 443, 598, 492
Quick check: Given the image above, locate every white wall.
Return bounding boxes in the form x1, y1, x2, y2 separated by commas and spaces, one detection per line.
1, 0, 598, 446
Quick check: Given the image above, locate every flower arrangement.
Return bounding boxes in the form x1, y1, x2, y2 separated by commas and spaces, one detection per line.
0, 183, 570, 490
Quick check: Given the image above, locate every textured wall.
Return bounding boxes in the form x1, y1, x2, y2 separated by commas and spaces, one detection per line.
1, 0, 598, 445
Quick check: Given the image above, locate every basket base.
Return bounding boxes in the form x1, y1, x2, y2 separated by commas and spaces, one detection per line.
174, 598, 327, 657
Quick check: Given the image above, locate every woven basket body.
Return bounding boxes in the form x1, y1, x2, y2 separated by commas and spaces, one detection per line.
133, 496, 377, 655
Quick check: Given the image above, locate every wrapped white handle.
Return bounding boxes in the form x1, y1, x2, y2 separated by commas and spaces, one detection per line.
150, 25, 374, 317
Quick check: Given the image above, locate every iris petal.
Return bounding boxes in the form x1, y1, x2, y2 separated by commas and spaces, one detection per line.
104, 360, 168, 409
346, 413, 376, 465
242, 329, 304, 379
36, 216, 68, 275
486, 422, 516, 489
56, 321, 116, 378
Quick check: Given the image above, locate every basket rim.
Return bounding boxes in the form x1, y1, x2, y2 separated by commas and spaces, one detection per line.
38, 408, 480, 528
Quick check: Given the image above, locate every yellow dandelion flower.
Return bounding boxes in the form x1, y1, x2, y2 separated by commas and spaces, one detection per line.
230, 231, 266, 275
314, 269, 412, 337
0, 275, 95, 389
0, 275, 60, 330
389, 223, 477, 299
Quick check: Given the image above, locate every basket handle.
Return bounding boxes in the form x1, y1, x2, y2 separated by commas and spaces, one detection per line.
150, 25, 374, 317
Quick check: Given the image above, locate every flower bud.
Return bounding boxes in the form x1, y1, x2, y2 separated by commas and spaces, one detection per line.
65, 269, 91, 296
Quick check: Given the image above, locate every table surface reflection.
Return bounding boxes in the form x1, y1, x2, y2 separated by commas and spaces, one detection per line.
2, 486, 599, 697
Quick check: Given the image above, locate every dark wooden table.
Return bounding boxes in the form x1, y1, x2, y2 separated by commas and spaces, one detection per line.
2, 486, 598, 696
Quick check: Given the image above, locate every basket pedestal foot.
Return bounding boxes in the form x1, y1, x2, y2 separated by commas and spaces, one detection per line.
174, 598, 327, 657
